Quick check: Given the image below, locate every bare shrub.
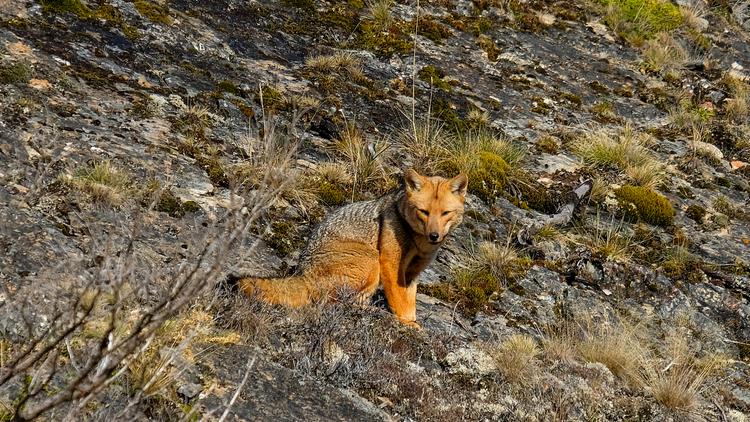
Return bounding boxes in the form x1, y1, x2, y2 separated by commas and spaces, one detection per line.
0, 110, 293, 420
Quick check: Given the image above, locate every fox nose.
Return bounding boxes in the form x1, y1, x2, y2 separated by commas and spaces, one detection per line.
428, 232, 440, 242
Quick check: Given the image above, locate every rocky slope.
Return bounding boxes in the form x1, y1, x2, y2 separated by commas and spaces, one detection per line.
1, 0, 750, 420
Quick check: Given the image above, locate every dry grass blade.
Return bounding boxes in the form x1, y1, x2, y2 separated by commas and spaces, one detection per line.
637, 329, 729, 410
367, 0, 394, 30
470, 241, 522, 282
625, 160, 666, 190
642, 33, 688, 73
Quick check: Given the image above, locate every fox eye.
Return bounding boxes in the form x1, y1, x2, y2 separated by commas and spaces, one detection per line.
442, 210, 453, 216
417, 208, 429, 216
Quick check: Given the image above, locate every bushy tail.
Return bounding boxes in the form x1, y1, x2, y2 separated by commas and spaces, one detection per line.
239, 275, 316, 307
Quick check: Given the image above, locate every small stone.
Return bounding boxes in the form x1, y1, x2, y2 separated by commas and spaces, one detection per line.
691, 141, 723, 162
587, 21, 615, 42
731, 160, 747, 170
177, 381, 203, 400
395, 94, 415, 107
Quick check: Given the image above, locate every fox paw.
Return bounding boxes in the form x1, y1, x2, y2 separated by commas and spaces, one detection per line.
401, 319, 422, 330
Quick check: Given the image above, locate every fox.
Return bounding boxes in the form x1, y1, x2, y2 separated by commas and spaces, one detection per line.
239, 169, 468, 326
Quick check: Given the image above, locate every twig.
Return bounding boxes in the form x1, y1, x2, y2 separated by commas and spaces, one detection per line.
217, 356, 256, 422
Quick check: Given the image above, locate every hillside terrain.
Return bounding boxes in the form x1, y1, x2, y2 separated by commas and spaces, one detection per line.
1, 0, 750, 420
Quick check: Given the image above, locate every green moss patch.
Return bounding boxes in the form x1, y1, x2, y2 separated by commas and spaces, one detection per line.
257, 86, 286, 110
282, 0, 316, 11
40, 0, 90, 15
143, 181, 202, 217
477, 35, 500, 61
685, 204, 706, 223
40, 0, 139, 37
466, 151, 510, 203
420, 269, 501, 317
317, 180, 347, 206
509, 176, 558, 214
417, 65, 452, 92
354, 20, 411, 57
0, 62, 31, 85
615, 185, 674, 226
217, 80, 242, 96
417, 17, 452, 43
133, 0, 173, 25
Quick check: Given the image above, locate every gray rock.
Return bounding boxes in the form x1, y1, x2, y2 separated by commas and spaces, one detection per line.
199, 346, 387, 421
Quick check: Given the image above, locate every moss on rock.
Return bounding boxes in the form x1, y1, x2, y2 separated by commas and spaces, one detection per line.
417, 65, 452, 92
0, 62, 31, 85
467, 151, 510, 203
615, 185, 674, 226
420, 269, 500, 317
133, 0, 173, 25
317, 180, 346, 206
685, 204, 706, 223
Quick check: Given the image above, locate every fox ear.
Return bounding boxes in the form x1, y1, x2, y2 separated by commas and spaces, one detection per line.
404, 168, 424, 192
450, 173, 468, 197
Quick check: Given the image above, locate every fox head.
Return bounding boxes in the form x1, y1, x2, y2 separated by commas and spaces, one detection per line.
401, 169, 468, 245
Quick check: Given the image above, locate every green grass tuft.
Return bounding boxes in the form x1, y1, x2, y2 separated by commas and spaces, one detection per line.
600, 0, 684, 43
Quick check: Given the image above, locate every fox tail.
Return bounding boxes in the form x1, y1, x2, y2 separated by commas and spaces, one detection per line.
239, 275, 316, 307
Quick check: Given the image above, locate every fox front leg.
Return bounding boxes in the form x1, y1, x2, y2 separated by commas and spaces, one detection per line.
379, 233, 419, 327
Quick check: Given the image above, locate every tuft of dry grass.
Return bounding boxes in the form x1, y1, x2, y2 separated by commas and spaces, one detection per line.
367, 0, 394, 30
397, 116, 450, 174
490, 334, 540, 384
679, 2, 706, 31
722, 73, 750, 121
540, 322, 579, 364
574, 214, 635, 262
574, 124, 666, 189
573, 126, 653, 170
589, 177, 610, 203
625, 160, 666, 189
305, 52, 366, 82
466, 107, 490, 127
445, 127, 525, 173
333, 123, 391, 194
469, 241, 527, 282
638, 329, 729, 411
725, 96, 749, 120
66, 161, 131, 205
578, 317, 645, 383
470, 242, 519, 280
641, 32, 688, 74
